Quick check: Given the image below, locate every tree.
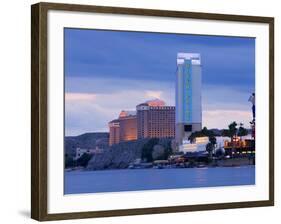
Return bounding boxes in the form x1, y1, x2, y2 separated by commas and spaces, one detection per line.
222, 122, 238, 139
206, 135, 216, 160
170, 139, 177, 152
77, 153, 93, 167
152, 145, 165, 160
206, 142, 213, 159
65, 154, 75, 168
188, 131, 205, 143
215, 147, 225, 158
209, 135, 217, 145
163, 140, 173, 159
223, 121, 238, 157
188, 127, 216, 143
229, 121, 238, 138
187, 127, 217, 161
202, 127, 209, 136
141, 138, 159, 162
237, 123, 248, 139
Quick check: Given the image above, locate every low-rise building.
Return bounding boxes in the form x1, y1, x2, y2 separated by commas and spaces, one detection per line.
108, 119, 120, 146
179, 134, 255, 155
179, 136, 209, 153
75, 147, 102, 160
223, 134, 255, 155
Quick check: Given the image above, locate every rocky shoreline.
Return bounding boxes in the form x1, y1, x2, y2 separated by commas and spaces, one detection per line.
66, 157, 255, 172
86, 138, 173, 170
86, 139, 147, 170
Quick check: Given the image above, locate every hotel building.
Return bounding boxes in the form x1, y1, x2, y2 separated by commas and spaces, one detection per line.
108, 119, 120, 146
109, 99, 175, 145
108, 111, 137, 146
136, 99, 175, 139
176, 53, 202, 146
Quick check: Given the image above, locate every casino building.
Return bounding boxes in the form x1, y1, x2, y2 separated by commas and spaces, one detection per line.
136, 99, 175, 139
109, 99, 175, 145
108, 110, 137, 146
175, 53, 202, 146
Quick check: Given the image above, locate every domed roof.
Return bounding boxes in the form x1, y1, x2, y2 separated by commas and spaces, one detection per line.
118, 110, 136, 118
145, 99, 166, 107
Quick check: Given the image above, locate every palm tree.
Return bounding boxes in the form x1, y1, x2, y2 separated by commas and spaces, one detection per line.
206, 135, 216, 160
188, 127, 215, 143
206, 142, 213, 159
223, 122, 238, 157
188, 131, 205, 143
237, 123, 248, 140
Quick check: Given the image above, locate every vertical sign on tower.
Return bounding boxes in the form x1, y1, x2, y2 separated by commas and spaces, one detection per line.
176, 53, 202, 147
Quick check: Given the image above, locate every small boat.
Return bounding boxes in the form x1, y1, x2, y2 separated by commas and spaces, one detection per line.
197, 163, 207, 168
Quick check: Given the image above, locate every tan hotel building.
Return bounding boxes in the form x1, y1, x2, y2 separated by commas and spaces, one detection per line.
109, 99, 175, 145
136, 99, 175, 139
108, 111, 137, 146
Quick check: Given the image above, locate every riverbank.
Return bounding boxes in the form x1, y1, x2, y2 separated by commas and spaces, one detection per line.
216, 157, 255, 167
65, 157, 255, 172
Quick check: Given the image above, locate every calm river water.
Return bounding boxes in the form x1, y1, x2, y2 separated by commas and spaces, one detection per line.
64, 166, 255, 194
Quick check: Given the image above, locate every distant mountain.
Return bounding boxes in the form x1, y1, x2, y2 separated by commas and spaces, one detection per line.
209, 128, 252, 136
65, 132, 109, 157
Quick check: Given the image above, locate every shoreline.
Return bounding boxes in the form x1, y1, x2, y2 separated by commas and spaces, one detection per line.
65, 163, 255, 172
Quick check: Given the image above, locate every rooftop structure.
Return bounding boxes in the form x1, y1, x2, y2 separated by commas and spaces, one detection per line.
145, 99, 166, 107
177, 53, 201, 65
119, 110, 136, 118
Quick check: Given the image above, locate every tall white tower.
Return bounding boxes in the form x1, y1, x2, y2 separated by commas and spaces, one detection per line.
175, 53, 202, 146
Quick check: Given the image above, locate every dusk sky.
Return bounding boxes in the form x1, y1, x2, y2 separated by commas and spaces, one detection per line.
64, 28, 255, 136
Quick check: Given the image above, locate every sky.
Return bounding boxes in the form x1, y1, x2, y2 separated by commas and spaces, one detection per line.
64, 28, 255, 136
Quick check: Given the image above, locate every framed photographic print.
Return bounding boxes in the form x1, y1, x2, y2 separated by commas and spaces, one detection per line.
31, 2, 274, 221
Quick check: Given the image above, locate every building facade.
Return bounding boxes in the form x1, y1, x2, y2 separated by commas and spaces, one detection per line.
108, 119, 120, 146
136, 99, 175, 139
179, 136, 209, 153
176, 53, 202, 146
108, 111, 137, 146
109, 100, 175, 145
75, 147, 102, 160
119, 114, 138, 142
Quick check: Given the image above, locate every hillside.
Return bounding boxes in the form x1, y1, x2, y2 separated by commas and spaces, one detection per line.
87, 138, 173, 170
64, 132, 109, 157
